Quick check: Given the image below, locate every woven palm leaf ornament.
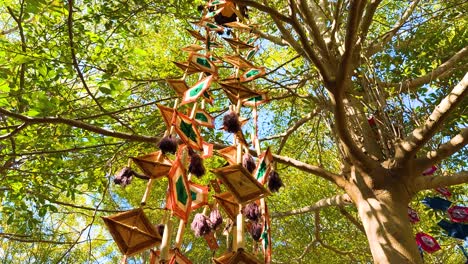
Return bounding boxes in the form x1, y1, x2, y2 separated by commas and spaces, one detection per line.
103, 1, 284, 263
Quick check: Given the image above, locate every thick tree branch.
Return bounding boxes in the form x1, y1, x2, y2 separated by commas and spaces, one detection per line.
287, 0, 334, 85
335, 0, 366, 93
398, 73, 468, 160
416, 128, 468, 170
273, 154, 347, 187
0, 107, 159, 143
272, 194, 352, 218
359, 0, 383, 45
413, 171, 468, 192
332, 95, 380, 172
296, 0, 331, 60
367, 0, 421, 56
380, 47, 468, 91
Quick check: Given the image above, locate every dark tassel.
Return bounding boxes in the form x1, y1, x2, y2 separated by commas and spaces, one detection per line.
223, 111, 241, 133
243, 203, 260, 222
188, 148, 205, 177
268, 170, 283, 193
242, 153, 256, 173
249, 222, 263, 241
191, 213, 211, 237
156, 224, 165, 237
113, 167, 133, 187
158, 135, 178, 154
209, 209, 223, 230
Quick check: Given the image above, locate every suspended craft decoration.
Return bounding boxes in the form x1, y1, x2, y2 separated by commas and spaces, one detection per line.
104, 0, 281, 263
102, 208, 162, 257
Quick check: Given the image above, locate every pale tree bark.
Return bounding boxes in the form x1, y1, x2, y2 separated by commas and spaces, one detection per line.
398, 73, 468, 161
412, 171, 468, 192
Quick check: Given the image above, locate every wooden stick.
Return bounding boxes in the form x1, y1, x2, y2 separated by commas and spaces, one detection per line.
232, 225, 238, 252
236, 143, 242, 165
174, 220, 185, 249
236, 206, 245, 250
120, 255, 127, 264
159, 213, 173, 263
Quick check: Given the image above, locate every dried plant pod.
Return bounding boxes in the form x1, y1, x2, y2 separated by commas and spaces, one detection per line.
268, 170, 283, 193
114, 167, 133, 187
209, 208, 223, 230
249, 222, 263, 241
191, 213, 211, 237
243, 202, 260, 222
158, 135, 178, 154
188, 148, 206, 177
223, 111, 241, 133
242, 153, 256, 173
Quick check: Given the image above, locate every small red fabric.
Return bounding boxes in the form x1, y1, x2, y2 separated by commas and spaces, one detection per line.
415, 232, 441, 253
448, 206, 468, 223
422, 165, 437, 176
408, 207, 420, 224
435, 187, 451, 197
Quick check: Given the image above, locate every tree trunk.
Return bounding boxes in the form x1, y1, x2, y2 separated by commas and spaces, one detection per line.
352, 187, 422, 264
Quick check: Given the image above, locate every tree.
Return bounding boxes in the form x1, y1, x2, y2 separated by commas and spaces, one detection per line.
0, 0, 466, 263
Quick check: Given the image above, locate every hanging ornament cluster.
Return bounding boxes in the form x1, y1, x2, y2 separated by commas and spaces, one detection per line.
410, 165, 468, 259
102, 1, 284, 263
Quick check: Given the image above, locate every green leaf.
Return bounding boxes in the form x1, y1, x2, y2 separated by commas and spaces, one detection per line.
26, 109, 40, 116
0, 81, 10, 92
99, 87, 112, 94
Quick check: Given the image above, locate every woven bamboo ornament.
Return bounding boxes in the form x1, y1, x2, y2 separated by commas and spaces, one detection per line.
214, 192, 240, 221
102, 208, 162, 257
212, 164, 269, 205
150, 249, 192, 264
213, 248, 263, 264
131, 152, 172, 180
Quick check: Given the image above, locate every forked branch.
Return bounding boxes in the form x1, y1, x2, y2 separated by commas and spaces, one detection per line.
398, 73, 468, 160
272, 194, 352, 218
413, 171, 468, 192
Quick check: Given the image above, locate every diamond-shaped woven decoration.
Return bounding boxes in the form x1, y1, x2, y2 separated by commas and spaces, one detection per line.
181, 44, 204, 53
189, 53, 218, 75
189, 181, 209, 211
219, 82, 260, 103
166, 79, 189, 97
216, 146, 237, 165
242, 93, 269, 107
173, 110, 204, 151
167, 160, 192, 221
150, 249, 192, 264
222, 55, 255, 69
173, 61, 199, 75
213, 249, 262, 264
186, 29, 205, 41
214, 192, 239, 221
239, 67, 266, 83
156, 104, 176, 128
102, 208, 161, 256
212, 165, 269, 204
223, 37, 254, 50
131, 151, 172, 180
